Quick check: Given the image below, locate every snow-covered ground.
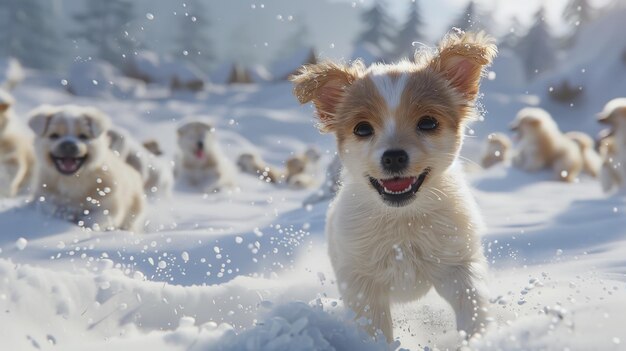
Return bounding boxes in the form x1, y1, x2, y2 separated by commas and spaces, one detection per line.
1, 72, 625, 351
2, 12, 626, 348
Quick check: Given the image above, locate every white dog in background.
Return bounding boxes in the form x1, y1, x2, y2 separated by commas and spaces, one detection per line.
29, 105, 145, 231
511, 107, 599, 182
292, 31, 496, 341
0, 90, 35, 197
107, 128, 174, 198
597, 98, 626, 192
175, 120, 235, 192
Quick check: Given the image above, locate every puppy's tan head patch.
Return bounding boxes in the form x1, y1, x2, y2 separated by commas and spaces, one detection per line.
291, 32, 497, 207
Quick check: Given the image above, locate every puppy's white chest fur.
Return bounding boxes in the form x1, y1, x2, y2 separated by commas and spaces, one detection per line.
327, 169, 486, 302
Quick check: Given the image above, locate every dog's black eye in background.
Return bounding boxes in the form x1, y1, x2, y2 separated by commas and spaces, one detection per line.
49, 133, 60, 140
417, 116, 438, 131
78, 134, 89, 141
354, 122, 374, 137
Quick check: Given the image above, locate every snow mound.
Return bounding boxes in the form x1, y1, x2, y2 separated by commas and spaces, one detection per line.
66, 60, 146, 99
269, 48, 317, 81
0, 57, 24, 90
214, 302, 392, 351
126, 51, 206, 91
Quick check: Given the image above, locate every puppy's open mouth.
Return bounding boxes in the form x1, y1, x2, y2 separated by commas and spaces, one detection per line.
368, 169, 430, 206
50, 155, 87, 175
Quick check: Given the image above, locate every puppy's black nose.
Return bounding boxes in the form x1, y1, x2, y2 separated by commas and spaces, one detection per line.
197, 141, 204, 149
58, 140, 79, 157
381, 150, 409, 173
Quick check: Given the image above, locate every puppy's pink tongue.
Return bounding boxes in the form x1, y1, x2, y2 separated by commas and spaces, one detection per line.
380, 177, 415, 192
195, 149, 204, 159
61, 159, 78, 172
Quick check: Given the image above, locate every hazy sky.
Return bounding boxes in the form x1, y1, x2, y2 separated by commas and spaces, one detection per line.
45, 0, 619, 70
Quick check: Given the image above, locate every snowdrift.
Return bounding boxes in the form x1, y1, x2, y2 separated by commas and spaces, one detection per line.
66, 60, 146, 99
126, 51, 206, 91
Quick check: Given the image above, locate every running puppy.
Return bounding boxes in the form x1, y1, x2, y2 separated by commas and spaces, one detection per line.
481, 132, 511, 168
0, 90, 35, 196
511, 107, 598, 181
175, 120, 235, 191
291, 31, 497, 341
29, 105, 144, 231
597, 98, 626, 192
237, 153, 280, 183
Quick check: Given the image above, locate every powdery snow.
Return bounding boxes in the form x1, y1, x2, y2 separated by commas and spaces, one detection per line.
2, 12, 626, 349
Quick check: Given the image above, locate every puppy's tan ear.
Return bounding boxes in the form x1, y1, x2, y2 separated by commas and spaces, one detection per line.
0, 103, 9, 113
429, 31, 497, 100
83, 108, 111, 138
290, 61, 363, 132
28, 105, 55, 136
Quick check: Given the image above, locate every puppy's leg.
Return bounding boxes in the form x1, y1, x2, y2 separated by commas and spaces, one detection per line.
553, 155, 581, 182
341, 275, 393, 341
433, 263, 489, 338
123, 193, 145, 232
600, 161, 618, 192
4, 157, 24, 197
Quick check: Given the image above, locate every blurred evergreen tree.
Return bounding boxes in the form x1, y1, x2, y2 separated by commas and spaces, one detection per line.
72, 0, 139, 67
175, 0, 215, 72
0, 0, 62, 70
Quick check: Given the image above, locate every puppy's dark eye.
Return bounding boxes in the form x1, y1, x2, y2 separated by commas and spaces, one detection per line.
49, 133, 60, 140
353, 122, 374, 137
78, 134, 89, 140
417, 116, 438, 131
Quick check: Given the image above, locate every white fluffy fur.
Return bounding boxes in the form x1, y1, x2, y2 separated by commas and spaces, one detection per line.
29, 105, 144, 231
511, 107, 597, 182
0, 90, 35, 197
327, 164, 489, 339
598, 98, 626, 192
175, 120, 236, 192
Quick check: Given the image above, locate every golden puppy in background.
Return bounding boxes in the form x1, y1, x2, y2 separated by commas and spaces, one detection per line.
565, 131, 601, 177
29, 105, 144, 231
237, 153, 281, 183
175, 120, 235, 192
142, 139, 163, 156
0, 90, 34, 197
481, 132, 511, 168
597, 98, 626, 192
511, 107, 598, 182
292, 31, 496, 341
285, 146, 321, 189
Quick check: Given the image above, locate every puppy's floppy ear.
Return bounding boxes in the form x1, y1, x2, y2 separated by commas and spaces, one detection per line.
83, 107, 111, 138
290, 61, 363, 132
429, 31, 497, 100
28, 105, 55, 136
0, 103, 9, 113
